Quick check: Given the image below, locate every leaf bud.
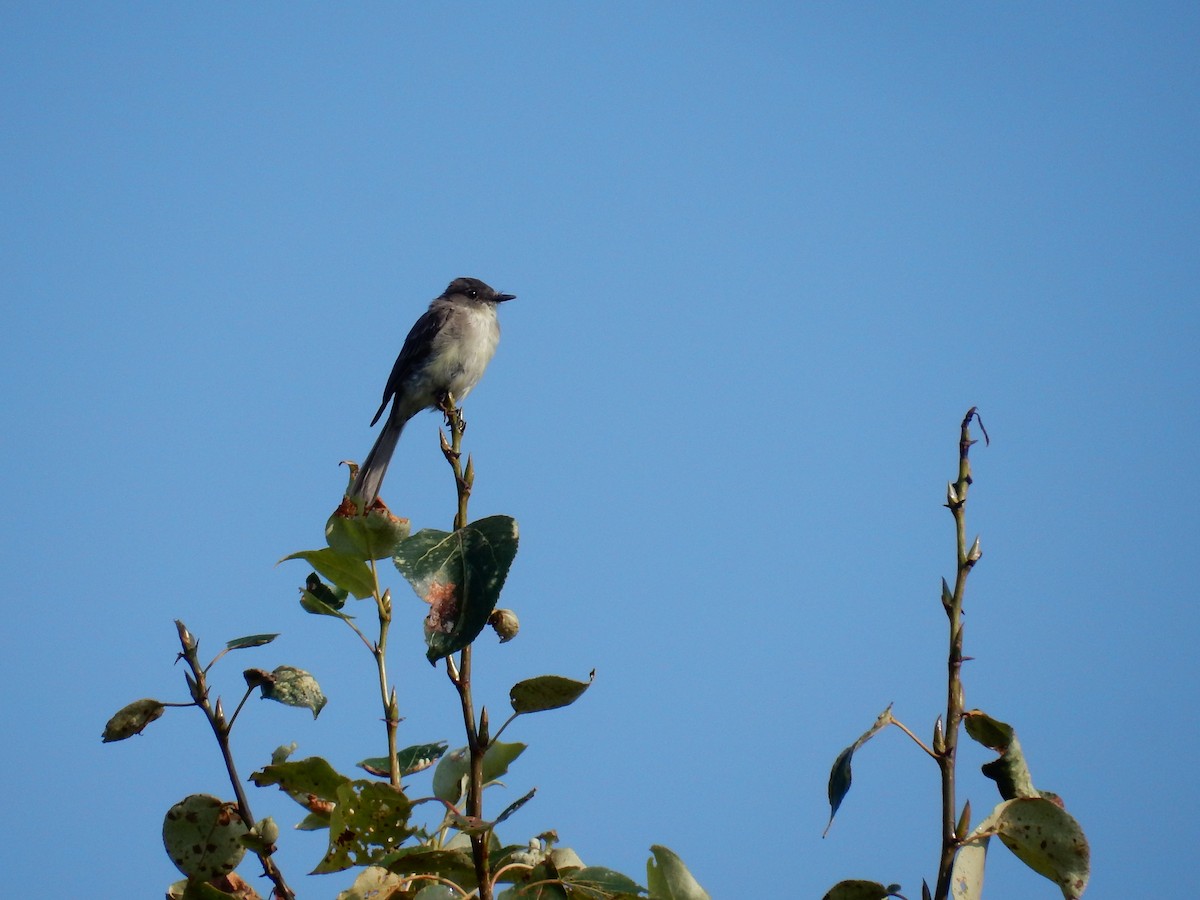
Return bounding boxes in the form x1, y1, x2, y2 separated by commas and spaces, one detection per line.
257, 816, 280, 845
488, 608, 520, 643
175, 620, 197, 652
956, 800, 972, 840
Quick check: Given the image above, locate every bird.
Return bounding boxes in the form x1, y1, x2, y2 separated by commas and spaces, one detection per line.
348, 276, 515, 507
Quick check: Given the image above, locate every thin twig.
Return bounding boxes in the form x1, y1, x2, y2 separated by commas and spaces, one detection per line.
225, 684, 256, 731
489, 711, 521, 746
437, 395, 493, 900
889, 717, 939, 760
367, 556, 402, 788
932, 408, 984, 900
174, 621, 296, 900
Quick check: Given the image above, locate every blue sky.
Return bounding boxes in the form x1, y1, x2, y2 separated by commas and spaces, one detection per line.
3, 3, 1197, 897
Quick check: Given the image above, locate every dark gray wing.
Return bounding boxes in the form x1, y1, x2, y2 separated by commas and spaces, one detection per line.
369, 304, 447, 426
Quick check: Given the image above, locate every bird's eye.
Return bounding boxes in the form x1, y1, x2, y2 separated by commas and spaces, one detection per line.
466, 289, 478, 298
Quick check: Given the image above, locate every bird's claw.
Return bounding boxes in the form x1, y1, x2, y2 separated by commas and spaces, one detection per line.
437, 392, 466, 431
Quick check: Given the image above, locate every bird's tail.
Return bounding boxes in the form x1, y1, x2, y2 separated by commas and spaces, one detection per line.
349, 416, 406, 507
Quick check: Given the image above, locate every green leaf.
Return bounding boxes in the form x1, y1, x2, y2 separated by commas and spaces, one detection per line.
383, 846, 477, 886
358, 740, 449, 778
300, 586, 355, 620
431, 746, 469, 803
647, 845, 711, 900
336, 866, 409, 900
498, 886, 570, 900
313, 780, 415, 873
281, 548, 375, 599
173, 880, 243, 900
963, 709, 1038, 800
162, 794, 247, 881
495, 847, 583, 900
547, 846, 585, 871
447, 812, 492, 836
297, 811, 330, 831
492, 843, 598, 898
962, 709, 1014, 749
821, 881, 895, 900
356, 758, 391, 778
991, 797, 1090, 899
432, 741, 527, 803
393, 515, 519, 663
825, 705, 894, 835
301, 573, 351, 616
250, 755, 351, 820
509, 672, 594, 715
412, 886, 459, 900
949, 833, 989, 900
224, 633, 279, 651
494, 788, 537, 826
102, 698, 165, 742
563, 866, 644, 894
327, 500, 412, 561
258, 665, 327, 718
482, 740, 527, 784
825, 746, 855, 831
397, 740, 450, 774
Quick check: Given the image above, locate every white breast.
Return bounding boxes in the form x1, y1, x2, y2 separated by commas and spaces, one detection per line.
424, 302, 501, 399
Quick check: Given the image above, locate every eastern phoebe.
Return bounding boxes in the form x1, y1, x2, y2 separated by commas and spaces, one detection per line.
350, 277, 515, 506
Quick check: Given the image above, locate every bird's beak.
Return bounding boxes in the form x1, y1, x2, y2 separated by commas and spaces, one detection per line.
495, 292, 516, 302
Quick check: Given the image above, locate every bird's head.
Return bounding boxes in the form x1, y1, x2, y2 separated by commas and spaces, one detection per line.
442, 277, 515, 304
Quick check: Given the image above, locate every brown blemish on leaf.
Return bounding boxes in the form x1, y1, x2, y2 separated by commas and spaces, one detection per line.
304, 794, 335, 815
424, 580, 459, 633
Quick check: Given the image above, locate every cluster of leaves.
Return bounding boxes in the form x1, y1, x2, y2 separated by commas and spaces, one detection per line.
104, 452, 710, 899
823, 708, 1089, 900
104, 405, 1085, 899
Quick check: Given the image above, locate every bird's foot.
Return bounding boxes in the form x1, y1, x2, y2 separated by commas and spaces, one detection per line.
437, 392, 466, 431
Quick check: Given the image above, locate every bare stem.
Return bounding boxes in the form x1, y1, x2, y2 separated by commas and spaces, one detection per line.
933, 408, 986, 900
438, 395, 493, 900
370, 559, 402, 788
174, 621, 296, 900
